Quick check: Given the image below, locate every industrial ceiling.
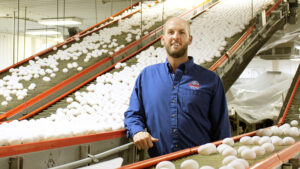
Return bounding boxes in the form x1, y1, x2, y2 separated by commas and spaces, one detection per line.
0, 0, 139, 36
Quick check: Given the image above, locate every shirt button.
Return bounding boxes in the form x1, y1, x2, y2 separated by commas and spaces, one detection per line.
172, 99, 175, 103
173, 85, 176, 89
173, 129, 176, 133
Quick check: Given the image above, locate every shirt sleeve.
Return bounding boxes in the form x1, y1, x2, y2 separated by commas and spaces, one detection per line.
209, 75, 231, 141
124, 73, 146, 138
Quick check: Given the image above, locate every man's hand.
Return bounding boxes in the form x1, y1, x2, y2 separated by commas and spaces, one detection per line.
133, 131, 159, 150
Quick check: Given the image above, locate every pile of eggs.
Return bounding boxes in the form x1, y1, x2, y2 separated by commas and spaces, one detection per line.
190, 0, 274, 64
0, 0, 277, 147
155, 120, 299, 169
0, 45, 165, 146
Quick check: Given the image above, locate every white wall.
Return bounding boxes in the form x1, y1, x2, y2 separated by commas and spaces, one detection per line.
0, 32, 60, 70
0, 33, 14, 70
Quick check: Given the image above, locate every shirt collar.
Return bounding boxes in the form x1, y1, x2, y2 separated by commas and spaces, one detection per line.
165, 56, 194, 74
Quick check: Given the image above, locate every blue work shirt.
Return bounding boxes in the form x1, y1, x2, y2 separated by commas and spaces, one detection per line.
124, 56, 230, 157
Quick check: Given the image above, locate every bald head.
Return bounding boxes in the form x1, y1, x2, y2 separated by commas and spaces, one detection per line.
163, 17, 191, 36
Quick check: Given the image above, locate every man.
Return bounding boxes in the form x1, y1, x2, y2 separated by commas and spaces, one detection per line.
124, 17, 230, 157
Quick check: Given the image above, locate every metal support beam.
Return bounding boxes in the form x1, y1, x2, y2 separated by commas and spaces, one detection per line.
256, 10, 267, 29
271, 10, 283, 20
80, 144, 91, 159
289, 158, 300, 169
9, 157, 23, 169
282, 163, 292, 169
49, 142, 134, 169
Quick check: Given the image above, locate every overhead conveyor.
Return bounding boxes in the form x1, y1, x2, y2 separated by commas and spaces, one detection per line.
278, 64, 300, 125
0, 0, 184, 121
0, 0, 295, 168
212, 0, 289, 92
0, 1, 141, 118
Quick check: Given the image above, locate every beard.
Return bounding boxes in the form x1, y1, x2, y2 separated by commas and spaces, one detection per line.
165, 43, 188, 58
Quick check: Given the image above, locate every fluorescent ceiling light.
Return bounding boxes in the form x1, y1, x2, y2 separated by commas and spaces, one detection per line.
38, 17, 82, 26
290, 58, 300, 61
26, 29, 61, 35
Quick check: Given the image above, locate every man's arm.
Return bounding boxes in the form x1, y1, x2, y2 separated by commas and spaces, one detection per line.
124, 73, 158, 150
209, 76, 231, 141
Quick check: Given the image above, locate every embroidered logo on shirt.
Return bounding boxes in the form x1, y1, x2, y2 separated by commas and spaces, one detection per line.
188, 80, 200, 89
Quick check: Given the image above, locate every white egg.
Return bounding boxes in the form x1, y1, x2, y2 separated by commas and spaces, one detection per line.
6, 96, 12, 101
283, 128, 290, 136
197, 143, 217, 155
259, 136, 271, 145
271, 136, 283, 146
222, 138, 234, 146
66, 97, 74, 103
222, 147, 237, 157
251, 136, 261, 145
63, 68, 68, 73
72, 62, 78, 68
53, 67, 59, 72
1, 101, 8, 106
237, 146, 249, 155
251, 146, 265, 156
261, 143, 274, 153
234, 159, 249, 169
241, 149, 256, 160
227, 160, 246, 169
155, 161, 175, 169
290, 120, 298, 127
289, 127, 299, 137
222, 155, 237, 165
43, 77, 51, 82
67, 63, 73, 69
17, 95, 24, 100
50, 73, 56, 78
256, 129, 264, 136
217, 144, 231, 153
282, 137, 295, 145
115, 62, 122, 69
28, 83, 36, 90
45, 69, 53, 74
180, 159, 199, 169
270, 126, 281, 136
281, 123, 291, 129
240, 136, 252, 145
121, 63, 127, 67
263, 129, 273, 136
